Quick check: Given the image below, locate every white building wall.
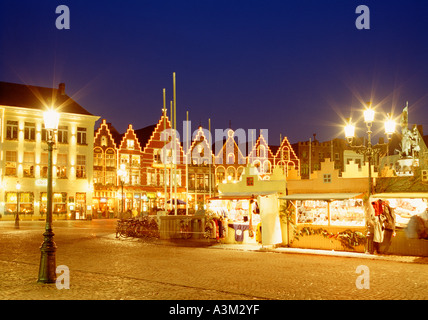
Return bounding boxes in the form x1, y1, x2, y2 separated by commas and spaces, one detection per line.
0, 106, 99, 220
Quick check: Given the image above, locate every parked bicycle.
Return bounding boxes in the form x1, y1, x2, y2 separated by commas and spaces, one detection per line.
179, 218, 192, 239
116, 216, 160, 239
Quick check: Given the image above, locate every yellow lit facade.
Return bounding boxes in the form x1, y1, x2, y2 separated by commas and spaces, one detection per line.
0, 82, 100, 219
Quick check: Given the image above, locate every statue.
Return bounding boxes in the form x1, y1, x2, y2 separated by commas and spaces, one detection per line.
397, 103, 420, 158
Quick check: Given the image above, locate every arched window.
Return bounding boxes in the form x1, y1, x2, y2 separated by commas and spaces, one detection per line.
216, 166, 225, 184
94, 147, 103, 167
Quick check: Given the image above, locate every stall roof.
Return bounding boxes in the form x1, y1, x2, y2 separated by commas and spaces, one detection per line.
280, 193, 362, 201
217, 191, 279, 197
372, 193, 428, 199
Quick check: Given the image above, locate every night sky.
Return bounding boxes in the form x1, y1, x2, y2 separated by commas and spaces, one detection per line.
1, 0, 428, 146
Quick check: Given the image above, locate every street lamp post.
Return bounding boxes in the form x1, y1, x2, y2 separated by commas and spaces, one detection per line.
344, 105, 396, 196
117, 164, 127, 219
15, 181, 21, 229
38, 109, 60, 283
344, 105, 396, 254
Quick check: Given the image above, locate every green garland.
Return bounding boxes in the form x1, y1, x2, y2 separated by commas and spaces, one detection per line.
280, 203, 367, 251
294, 227, 366, 251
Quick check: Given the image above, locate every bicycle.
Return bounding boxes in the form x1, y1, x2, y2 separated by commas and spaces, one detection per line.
179, 219, 192, 239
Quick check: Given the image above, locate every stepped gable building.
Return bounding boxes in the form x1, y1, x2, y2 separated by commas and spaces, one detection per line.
247, 131, 275, 179
187, 126, 215, 209
273, 136, 300, 177
214, 129, 247, 185
92, 119, 120, 217
0, 81, 100, 219
140, 111, 186, 211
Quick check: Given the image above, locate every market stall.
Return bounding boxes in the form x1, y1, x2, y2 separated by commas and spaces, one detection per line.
280, 193, 366, 252
208, 195, 261, 244
370, 193, 428, 256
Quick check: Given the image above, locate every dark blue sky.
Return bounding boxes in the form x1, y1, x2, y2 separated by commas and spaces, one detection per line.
1, 0, 428, 145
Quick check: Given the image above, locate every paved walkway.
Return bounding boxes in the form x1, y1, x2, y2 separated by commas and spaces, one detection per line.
1, 220, 427, 301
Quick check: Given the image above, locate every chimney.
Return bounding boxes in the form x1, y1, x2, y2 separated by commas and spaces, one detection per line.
58, 83, 65, 95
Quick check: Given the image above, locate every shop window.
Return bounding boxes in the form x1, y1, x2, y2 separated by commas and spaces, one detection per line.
53, 192, 67, 214
296, 199, 364, 226
5, 151, 17, 176
24, 122, 36, 141
76, 155, 86, 178
4, 192, 34, 215
75, 193, 86, 214
6, 120, 18, 140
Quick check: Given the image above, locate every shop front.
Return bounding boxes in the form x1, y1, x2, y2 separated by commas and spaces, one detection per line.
280, 193, 367, 252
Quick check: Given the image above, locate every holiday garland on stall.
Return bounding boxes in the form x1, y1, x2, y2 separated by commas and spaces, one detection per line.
280, 203, 367, 251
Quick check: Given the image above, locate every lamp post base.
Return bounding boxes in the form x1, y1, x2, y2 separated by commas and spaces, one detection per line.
37, 230, 57, 283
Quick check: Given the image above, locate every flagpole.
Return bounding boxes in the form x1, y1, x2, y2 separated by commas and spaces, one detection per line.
186, 110, 189, 215
163, 88, 167, 212
209, 118, 212, 199
170, 100, 173, 212
173, 72, 177, 216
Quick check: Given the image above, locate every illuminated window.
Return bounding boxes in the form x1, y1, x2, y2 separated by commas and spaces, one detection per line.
6, 121, 18, 140
127, 139, 134, 149
57, 154, 68, 178
23, 152, 35, 177
40, 153, 48, 178
5, 151, 17, 176
153, 149, 161, 163
24, 122, 36, 140
76, 155, 86, 178
77, 127, 87, 145
105, 149, 115, 167
94, 148, 103, 166
57, 126, 68, 144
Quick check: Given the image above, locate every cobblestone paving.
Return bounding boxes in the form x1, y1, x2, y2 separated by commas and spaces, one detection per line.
0, 220, 427, 300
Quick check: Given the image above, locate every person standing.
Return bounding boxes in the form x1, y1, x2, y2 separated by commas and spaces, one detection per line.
371, 199, 384, 255
381, 200, 396, 254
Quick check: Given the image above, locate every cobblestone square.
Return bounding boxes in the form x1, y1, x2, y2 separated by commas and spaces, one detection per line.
1, 220, 427, 301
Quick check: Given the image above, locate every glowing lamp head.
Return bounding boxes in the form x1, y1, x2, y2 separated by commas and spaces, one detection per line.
363, 108, 375, 124
344, 119, 355, 143
384, 115, 396, 139
43, 109, 60, 130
